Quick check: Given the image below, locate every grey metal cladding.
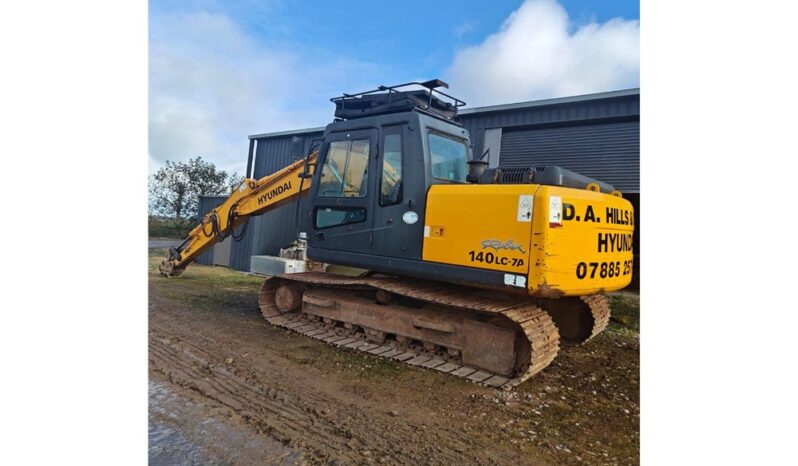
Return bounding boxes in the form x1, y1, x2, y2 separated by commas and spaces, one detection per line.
228, 130, 323, 271
196, 195, 227, 265
500, 121, 639, 192
228, 215, 256, 271
457, 89, 639, 116
457, 91, 639, 193
252, 132, 323, 179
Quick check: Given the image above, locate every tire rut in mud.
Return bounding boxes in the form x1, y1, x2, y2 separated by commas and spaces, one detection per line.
149, 320, 522, 465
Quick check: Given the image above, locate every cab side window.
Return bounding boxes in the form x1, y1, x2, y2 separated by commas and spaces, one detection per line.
429, 132, 468, 183
380, 133, 402, 205
318, 139, 370, 197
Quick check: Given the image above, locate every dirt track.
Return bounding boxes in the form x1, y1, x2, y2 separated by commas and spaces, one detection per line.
149, 249, 639, 465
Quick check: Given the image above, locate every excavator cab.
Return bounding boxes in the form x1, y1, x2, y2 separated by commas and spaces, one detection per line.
305, 80, 470, 267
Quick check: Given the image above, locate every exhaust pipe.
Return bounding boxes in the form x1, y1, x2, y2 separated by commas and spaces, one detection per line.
466, 159, 488, 183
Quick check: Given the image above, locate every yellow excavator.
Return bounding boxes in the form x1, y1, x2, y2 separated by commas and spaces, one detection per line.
160, 80, 634, 388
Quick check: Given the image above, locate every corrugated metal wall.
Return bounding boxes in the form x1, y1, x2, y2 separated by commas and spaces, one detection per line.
499, 121, 639, 192
252, 132, 324, 178
196, 195, 227, 265
458, 93, 639, 192
229, 131, 323, 271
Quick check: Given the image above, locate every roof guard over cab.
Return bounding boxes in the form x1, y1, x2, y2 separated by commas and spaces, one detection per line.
331, 79, 466, 122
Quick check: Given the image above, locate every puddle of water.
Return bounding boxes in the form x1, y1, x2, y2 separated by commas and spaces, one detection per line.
149, 420, 209, 465
149, 379, 303, 465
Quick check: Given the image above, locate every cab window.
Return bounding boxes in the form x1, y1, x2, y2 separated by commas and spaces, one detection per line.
315, 207, 366, 229
380, 133, 402, 205
429, 132, 467, 183
318, 139, 370, 197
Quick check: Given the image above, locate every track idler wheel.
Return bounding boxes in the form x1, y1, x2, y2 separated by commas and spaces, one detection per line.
275, 283, 304, 313
259, 278, 304, 318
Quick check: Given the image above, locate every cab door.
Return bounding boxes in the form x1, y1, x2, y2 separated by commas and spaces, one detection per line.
309, 129, 377, 254
371, 125, 421, 259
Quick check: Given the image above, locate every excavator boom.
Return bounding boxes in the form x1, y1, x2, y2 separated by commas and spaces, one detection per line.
159, 151, 317, 277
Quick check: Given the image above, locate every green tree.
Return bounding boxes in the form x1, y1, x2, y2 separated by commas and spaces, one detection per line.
149, 157, 244, 221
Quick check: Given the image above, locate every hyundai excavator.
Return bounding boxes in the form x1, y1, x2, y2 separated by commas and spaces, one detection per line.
159, 80, 635, 388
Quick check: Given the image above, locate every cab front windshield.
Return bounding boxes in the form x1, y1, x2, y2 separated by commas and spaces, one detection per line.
429, 132, 468, 183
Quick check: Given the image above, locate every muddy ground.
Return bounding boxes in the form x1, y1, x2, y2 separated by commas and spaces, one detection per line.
149, 248, 639, 465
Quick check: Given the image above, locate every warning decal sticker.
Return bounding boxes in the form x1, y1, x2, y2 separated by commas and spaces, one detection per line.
517, 195, 533, 222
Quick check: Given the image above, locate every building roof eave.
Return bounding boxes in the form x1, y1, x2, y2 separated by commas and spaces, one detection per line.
248, 126, 326, 140
458, 88, 639, 116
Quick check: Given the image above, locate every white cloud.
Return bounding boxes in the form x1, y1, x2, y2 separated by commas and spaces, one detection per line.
149, 1, 639, 176
149, 11, 385, 175
445, 0, 639, 107
453, 21, 477, 39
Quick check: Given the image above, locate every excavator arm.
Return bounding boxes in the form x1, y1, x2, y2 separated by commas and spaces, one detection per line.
158, 151, 317, 277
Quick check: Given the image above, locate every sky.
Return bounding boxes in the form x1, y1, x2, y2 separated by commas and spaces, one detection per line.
149, 0, 639, 176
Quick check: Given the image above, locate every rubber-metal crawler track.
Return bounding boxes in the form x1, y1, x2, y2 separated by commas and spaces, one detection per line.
580, 294, 611, 344
259, 273, 560, 389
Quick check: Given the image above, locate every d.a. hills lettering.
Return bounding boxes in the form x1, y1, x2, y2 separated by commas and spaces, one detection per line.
564, 203, 633, 226
563, 203, 599, 222
606, 207, 633, 226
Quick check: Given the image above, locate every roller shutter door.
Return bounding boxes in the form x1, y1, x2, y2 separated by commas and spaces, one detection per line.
499, 121, 639, 192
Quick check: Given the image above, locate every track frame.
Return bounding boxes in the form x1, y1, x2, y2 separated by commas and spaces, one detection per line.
259, 273, 562, 389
